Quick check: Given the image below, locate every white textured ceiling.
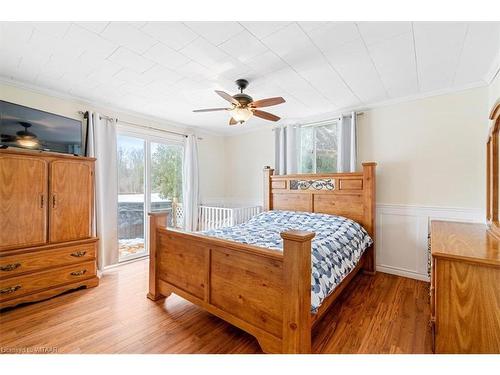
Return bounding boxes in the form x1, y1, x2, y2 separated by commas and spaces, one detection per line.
1, 22, 499, 134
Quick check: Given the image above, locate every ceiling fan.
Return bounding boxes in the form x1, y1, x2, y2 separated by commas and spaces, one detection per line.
1, 122, 39, 148
193, 79, 285, 125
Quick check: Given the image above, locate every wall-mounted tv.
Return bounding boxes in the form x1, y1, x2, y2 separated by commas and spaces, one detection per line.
0, 100, 84, 155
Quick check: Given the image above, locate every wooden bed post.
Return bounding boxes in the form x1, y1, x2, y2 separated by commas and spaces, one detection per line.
147, 212, 168, 301
281, 230, 315, 354
362, 162, 377, 274
263, 167, 274, 211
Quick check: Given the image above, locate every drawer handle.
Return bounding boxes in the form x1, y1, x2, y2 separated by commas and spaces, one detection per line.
0, 285, 21, 294
0, 263, 21, 272
70, 251, 87, 258
70, 270, 87, 277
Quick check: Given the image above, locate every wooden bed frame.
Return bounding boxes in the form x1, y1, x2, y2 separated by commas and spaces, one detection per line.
147, 162, 376, 353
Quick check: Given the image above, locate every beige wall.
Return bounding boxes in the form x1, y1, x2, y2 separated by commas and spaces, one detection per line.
0, 81, 227, 202
358, 87, 487, 208
223, 127, 275, 206
223, 86, 489, 210
197, 134, 226, 202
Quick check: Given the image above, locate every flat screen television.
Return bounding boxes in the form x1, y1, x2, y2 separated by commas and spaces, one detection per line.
0, 100, 84, 155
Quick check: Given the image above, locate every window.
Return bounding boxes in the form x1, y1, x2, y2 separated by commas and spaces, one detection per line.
117, 130, 184, 262
298, 122, 338, 173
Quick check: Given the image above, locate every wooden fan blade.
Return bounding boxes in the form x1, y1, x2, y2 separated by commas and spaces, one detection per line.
251, 97, 285, 108
253, 110, 280, 122
193, 108, 231, 112
229, 117, 238, 125
215, 90, 239, 105
1, 134, 17, 142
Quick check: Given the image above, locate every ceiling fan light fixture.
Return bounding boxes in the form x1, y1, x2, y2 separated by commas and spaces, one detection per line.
17, 138, 39, 148
193, 79, 285, 126
231, 107, 253, 123
16, 122, 39, 148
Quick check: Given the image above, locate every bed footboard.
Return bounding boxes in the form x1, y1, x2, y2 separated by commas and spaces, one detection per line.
147, 212, 314, 354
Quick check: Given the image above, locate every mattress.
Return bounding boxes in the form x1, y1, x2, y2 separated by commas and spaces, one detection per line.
201, 210, 373, 312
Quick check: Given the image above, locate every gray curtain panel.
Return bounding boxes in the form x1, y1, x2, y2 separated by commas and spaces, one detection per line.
182, 134, 200, 231
86, 112, 119, 269
337, 112, 358, 173
274, 124, 298, 175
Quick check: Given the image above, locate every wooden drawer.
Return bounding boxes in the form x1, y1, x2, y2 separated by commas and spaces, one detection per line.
0, 261, 96, 302
0, 242, 96, 279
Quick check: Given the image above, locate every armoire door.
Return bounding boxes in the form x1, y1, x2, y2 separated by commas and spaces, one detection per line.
0, 154, 48, 251
49, 159, 93, 243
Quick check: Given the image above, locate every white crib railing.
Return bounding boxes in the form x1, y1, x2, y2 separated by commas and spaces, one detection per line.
198, 206, 232, 231
231, 206, 262, 225
169, 203, 261, 231
198, 205, 261, 231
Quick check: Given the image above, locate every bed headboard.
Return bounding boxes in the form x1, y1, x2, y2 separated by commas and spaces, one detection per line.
263, 162, 377, 238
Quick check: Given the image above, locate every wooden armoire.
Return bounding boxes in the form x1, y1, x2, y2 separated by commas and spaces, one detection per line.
0, 148, 99, 309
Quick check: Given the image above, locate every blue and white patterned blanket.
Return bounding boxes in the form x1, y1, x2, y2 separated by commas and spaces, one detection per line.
201, 210, 373, 313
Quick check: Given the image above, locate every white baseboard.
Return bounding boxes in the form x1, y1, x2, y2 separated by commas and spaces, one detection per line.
376, 265, 430, 282
375, 204, 484, 282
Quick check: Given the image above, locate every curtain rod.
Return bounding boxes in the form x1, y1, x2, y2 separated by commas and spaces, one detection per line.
78, 111, 201, 140
118, 118, 189, 139
298, 112, 364, 127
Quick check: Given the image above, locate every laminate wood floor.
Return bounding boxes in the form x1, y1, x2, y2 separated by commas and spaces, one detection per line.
0, 259, 432, 354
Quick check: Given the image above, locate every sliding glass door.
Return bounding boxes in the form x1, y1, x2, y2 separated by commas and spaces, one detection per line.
117, 132, 184, 262
150, 142, 184, 226
117, 135, 146, 260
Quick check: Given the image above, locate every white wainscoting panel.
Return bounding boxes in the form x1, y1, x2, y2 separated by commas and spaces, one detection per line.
376, 204, 484, 281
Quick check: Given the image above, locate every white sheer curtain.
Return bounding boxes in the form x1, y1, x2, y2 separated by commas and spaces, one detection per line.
182, 134, 200, 231
86, 112, 119, 270
337, 112, 358, 172
274, 124, 299, 175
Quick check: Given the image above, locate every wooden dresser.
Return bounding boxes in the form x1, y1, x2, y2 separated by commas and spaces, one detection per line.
430, 220, 500, 353
0, 149, 99, 309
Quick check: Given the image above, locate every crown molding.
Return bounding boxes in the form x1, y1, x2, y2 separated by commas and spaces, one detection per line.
222, 122, 275, 137
0, 75, 492, 139
0, 76, 227, 138
484, 53, 500, 85
278, 81, 489, 127
356, 80, 489, 111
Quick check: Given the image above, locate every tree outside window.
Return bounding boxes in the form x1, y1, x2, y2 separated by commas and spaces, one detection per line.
299, 122, 337, 173
151, 143, 183, 204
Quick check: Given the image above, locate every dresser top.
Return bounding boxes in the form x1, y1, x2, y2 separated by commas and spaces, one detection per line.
431, 221, 500, 267
0, 147, 96, 161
